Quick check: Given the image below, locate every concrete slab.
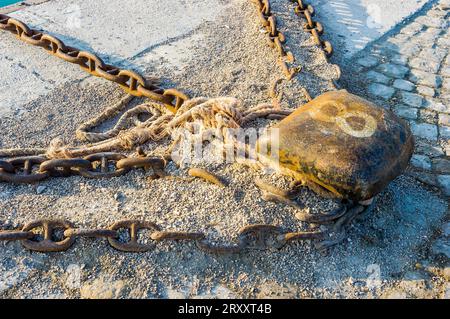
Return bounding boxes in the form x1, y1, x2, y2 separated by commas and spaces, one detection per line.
0, 0, 229, 114
9, 0, 228, 63
0, 33, 87, 115
314, 0, 430, 59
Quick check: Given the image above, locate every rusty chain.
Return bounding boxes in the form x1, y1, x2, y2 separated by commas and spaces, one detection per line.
0, 14, 188, 113
0, 2, 347, 255
0, 151, 166, 184
251, 0, 334, 80
0, 200, 370, 253
0, 218, 326, 253
292, 0, 333, 56
252, 0, 299, 80
0, 0, 337, 175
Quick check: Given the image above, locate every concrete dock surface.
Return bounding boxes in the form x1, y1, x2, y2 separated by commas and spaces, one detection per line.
0, 0, 448, 299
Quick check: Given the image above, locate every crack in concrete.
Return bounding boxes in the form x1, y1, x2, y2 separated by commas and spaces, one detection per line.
129, 25, 202, 62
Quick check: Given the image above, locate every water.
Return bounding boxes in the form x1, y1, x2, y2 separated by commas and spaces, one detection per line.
0, 0, 21, 8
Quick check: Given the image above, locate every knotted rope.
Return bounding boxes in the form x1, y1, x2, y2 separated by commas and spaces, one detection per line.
0, 95, 293, 164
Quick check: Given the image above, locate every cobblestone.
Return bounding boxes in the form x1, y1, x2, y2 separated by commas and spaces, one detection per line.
440, 126, 450, 139
400, 22, 424, 35
348, 0, 449, 196
420, 48, 447, 62
415, 15, 447, 29
394, 105, 418, 120
409, 70, 442, 88
397, 43, 421, 56
357, 56, 379, 68
432, 158, 450, 173
437, 175, 450, 196
437, 36, 450, 47
366, 71, 391, 84
424, 99, 447, 113
368, 83, 395, 99
411, 154, 432, 170
438, 114, 450, 126
401, 91, 424, 107
378, 63, 410, 78
409, 58, 441, 73
442, 78, 450, 90
417, 85, 435, 97
392, 55, 409, 66
394, 79, 415, 91
441, 66, 450, 77
416, 141, 444, 157
411, 122, 438, 141
412, 32, 436, 48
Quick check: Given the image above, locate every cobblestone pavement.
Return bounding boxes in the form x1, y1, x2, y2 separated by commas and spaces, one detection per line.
344, 0, 450, 197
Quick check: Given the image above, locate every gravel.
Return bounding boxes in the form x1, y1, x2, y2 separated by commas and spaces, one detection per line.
0, 0, 448, 299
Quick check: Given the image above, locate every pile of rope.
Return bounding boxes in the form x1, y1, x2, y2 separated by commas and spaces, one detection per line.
0, 95, 293, 165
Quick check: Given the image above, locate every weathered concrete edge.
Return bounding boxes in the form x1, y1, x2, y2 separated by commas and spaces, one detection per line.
0, 0, 50, 14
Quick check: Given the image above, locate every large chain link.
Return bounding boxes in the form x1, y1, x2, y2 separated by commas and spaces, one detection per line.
0, 14, 188, 113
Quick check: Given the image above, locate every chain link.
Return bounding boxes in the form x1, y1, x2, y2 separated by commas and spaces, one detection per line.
0, 14, 188, 113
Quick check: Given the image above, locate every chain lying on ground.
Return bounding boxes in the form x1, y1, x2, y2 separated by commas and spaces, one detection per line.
251, 0, 334, 81
291, 0, 333, 56
290, 0, 341, 90
0, 3, 354, 255
0, 151, 166, 183
0, 14, 188, 113
0, 219, 323, 253
252, 0, 299, 80
0, 200, 371, 253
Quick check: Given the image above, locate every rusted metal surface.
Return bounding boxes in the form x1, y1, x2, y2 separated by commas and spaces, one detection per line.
0, 196, 372, 253
78, 153, 130, 178
188, 168, 227, 187
0, 152, 166, 184
21, 219, 76, 252
251, 0, 335, 80
0, 14, 188, 113
261, 90, 414, 201
0, 156, 49, 183
107, 220, 160, 252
